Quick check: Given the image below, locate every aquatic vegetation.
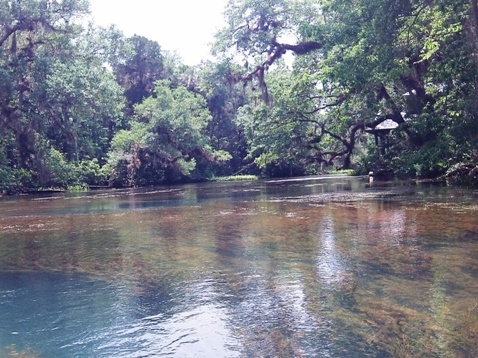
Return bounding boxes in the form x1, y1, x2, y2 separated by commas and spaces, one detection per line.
4, 345, 39, 358
213, 175, 259, 181
66, 183, 89, 192
329, 169, 356, 176
1, 178, 478, 356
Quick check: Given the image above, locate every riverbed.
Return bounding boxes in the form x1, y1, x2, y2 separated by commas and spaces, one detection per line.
1, 176, 477, 357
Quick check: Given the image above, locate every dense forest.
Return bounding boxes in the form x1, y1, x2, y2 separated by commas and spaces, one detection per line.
1, 0, 477, 193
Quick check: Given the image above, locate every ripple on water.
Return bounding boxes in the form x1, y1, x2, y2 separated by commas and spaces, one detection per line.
2, 178, 478, 357
98, 303, 241, 357
0, 272, 245, 358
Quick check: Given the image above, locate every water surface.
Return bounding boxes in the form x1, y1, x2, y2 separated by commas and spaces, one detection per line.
1, 176, 477, 357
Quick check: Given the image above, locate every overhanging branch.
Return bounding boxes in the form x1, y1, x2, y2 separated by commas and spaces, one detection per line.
240, 39, 322, 103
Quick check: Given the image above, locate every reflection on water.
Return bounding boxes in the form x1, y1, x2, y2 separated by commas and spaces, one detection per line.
1, 176, 478, 357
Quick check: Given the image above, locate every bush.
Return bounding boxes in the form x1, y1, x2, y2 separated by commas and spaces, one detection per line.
45, 147, 73, 186
76, 158, 108, 186
445, 153, 478, 187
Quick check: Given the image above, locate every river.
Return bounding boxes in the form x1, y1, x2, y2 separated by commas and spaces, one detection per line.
0, 175, 477, 357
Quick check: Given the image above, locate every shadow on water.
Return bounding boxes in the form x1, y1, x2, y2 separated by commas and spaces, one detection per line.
1, 175, 478, 357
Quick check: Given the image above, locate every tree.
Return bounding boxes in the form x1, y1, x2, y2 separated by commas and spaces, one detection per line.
216, 0, 478, 178
0, 0, 91, 188
197, 60, 250, 175
237, 61, 367, 175
111, 35, 165, 113
43, 59, 125, 163
0, 1, 128, 190
213, 0, 322, 103
106, 80, 231, 186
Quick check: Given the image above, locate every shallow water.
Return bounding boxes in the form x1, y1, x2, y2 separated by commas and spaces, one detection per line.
1, 176, 478, 357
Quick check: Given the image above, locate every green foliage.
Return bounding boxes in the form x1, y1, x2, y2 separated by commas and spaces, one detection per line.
196, 60, 249, 175
234, 60, 364, 176
446, 157, 478, 187
67, 183, 89, 192
401, 142, 450, 178
76, 158, 108, 186
0, 167, 14, 192
44, 60, 126, 162
43, 146, 72, 186
106, 80, 229, 186
111, 35, 165, 112
0, 0, 127, 192
1, 0, 478, 193
220, 0, 478, 181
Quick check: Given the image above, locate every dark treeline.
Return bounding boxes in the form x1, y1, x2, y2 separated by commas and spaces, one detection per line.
1, 0, 477, 193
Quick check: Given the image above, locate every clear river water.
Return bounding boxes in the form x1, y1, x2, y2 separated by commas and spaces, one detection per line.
0, 175, 477, 357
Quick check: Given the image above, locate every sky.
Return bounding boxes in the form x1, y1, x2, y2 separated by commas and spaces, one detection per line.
88, 0, 228, 65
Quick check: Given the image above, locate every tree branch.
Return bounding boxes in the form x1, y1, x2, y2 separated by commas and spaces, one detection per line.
239, 39, 322, 103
